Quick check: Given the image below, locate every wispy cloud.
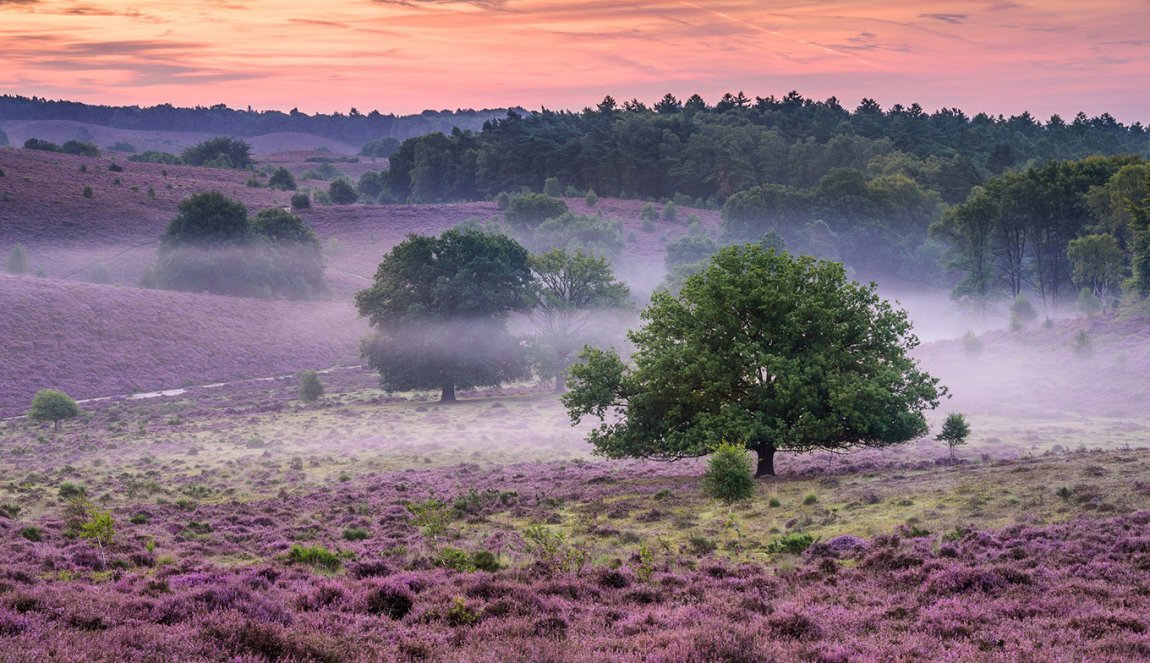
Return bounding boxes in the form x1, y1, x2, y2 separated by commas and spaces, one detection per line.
920, 13, 970, 24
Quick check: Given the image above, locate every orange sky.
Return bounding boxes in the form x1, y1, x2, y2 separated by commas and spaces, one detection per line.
1, 0, 1147, 121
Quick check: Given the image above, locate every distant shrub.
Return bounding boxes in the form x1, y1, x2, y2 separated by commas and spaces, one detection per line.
522, 524, 587, 573
82, 186, 93, 198
356, 171, 385, 200
61, 140, 100, 157
662, 202, 678, 223
365, 583, 413, 619
494, 191, 511, 210
542, 177, 563, 197
936, 412, 971, 459
1009, 295, 1037, 330
328, 178, 358, 204
107, 162, 123, 172
302, 163, 341, 181
245, 176, 262, 188
290, 192, 311, 210
147, 186, 156, 199
408, 498, 451, 539
802, 493, 819, 505
532, 212, 624, 256
1076, 287, 1102, 316
765, 533, 816, 555
962, 330, 982, 354
470, 550, 500, 572
505, 193, 568, 232
1073, 329, 1093, 358
687, 535, 718, 555
702, 442, 755, 504
6, 244, 29, 275
24, 138, 60, 152
182, 136, 253, 169
584, 189, 598, 207
342, 527, 369, 541
640, 202, 659, 222
268, 167, 297, 191
19, 526, 41, 542
359, 137, 401, 158
299, 370, 324, 402
108, 141, 137, 153
129, 151, 181, 165
665, 234, 718, 269
287, 543, 342, 571
28, 389, 80, 429
89, 265, 111, 284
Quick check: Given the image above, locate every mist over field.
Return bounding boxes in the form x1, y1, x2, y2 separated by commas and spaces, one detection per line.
2, 74, 1150, 661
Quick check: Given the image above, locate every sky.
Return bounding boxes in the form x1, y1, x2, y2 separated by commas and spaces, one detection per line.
1, 0, 1148, 122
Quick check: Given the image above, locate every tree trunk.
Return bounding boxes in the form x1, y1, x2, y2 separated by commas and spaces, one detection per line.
440, 382, 456, 403
553, 375, 566, 394
754, 444, 776, 478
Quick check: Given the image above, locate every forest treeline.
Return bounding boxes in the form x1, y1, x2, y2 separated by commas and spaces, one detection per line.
384, 92, 1149, 204
0, 95, 514, 144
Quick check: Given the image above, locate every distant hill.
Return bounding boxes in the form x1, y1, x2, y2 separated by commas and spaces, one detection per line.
0, 95, 519, 150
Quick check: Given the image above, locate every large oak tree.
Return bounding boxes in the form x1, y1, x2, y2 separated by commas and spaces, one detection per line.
563, 245, 944, 476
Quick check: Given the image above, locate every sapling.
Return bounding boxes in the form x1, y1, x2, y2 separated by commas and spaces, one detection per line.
936, 412, 971, 460
702, 441, 755, 504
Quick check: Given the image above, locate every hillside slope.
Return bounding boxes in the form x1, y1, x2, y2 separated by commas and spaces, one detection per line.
0, 275, 365, 416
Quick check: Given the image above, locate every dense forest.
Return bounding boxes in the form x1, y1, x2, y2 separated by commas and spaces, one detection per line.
0, 95, 515, 144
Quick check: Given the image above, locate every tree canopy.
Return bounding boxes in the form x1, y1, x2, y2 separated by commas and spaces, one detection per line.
563, 245, 944, 476
355, 228, 535, 402
180, 136, 253, 169
28, 389, 80, 429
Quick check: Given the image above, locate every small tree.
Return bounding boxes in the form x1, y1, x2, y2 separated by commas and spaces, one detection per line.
268, 167, 297, 191
80, 508, 115, 568
936, 413, 971, 460
29, 389, 80, 429
702, 442, 756, 503
291, 192, 311, 210
505, 193, 568, 232
1009, 295, 1037, 330
328, 178, 358, 205
6, 244, 29, 275
299, 370, 324, 402
181, 136, 253, 169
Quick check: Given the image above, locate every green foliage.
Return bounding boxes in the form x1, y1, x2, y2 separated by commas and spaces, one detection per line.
19, 526, 42, 542
505, 193, 568, 232
61, 140, 100, 157
328, 178, 358, 204
407, 498, 452, 539
58, 482, 86, 499
584, 190, 598, 207
287, 544, 342, 571
342, 527, 369, 541
528, 249, 630, 388
435, 547, 500, 572
268, 167, 297, 191
531, 212, 624, 256
359, 137, 401, 158
701, 442, 755, 503
542, 177, 563, 197
445, 597, 481, 626
1009, 295, 1038, 330
181, 136, 253, 169
128, 151, 182, 164
108, 141, 136, 153
936, 412, 971, 458
298, 370, 324, 403
522, 524, 588, 573
640, 203, 659, 222
664, 234, 719, 269
24, 137, 60, 152
1068, 234, 1124, 308
6, 243, 29, 275
290, 192, 311, 210
356, 228, 534, 401
161, 192, 250, 247
765, 533, 816, 555
29, 389, 80, 428
107, 163, 123, 172
82, 186, 93, 198
1073, 330, 1093, 358
80, 509, 115, 549
494, 191, 511, 210
564, 246, 943, 477
1077, 288, 1102, 316
356, 172, 385, 200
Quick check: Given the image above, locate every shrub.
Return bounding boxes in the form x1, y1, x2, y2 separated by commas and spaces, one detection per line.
181, 137, 253, 169
61, 140, 100, 157
640, 202, 659, 222
82, 186, 93, 198
290, 192, 311, 210
584, 189, 598, 207
494, 191, 511, 210
505, 193, 568, 232
23, 138, 60, 152
662, 202, 678, 223
359, 137, 400, 158
702, 442, 755, 504
365, 584, 413, 619
328, 178, 358, 204
1073, 329, 1093, 358
532, 212, 624, 256
107, 163, 123, 172
357, 172, 385, 199
58, 482, 86, 499
109, 141, 137, 153
343, 527, 369, 541
445, 597, 481, 626
286, 544, 342, 571
962, 330, 982, 354
5, 244, 29, 275
268, 168, 297, 191
542, 177, 563, 197
28, 389, 80, 428
1009, 295, 1037, 330
299, 370, 324, 402
19, 526, 41, 542
129, 151, 181, 165
765, 533, 816, 555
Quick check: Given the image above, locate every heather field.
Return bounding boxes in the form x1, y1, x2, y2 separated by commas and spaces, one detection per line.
1, 351, 1149, 661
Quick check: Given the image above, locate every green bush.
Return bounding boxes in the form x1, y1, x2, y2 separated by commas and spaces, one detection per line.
504, 193, 568, 232
936, 412, 971, 459
542, 177, 563, 197
181, 136, 253, 169
299, 370, 324, 402
19, 526, 42, 542
701, 442, 755, 504
61, 140, 100, 157
268, 167, 297, 191
640, 202, 659, 222
290, 192, 311, 210
82, 186, 93, 198
128, 151, 181, 165
287, 543, 342, 571
1009, 295, 1037, 330
342, 527, 369, 541
765, 533, 816, 555
328, 178, 358, 204
584, 190, 598, 207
